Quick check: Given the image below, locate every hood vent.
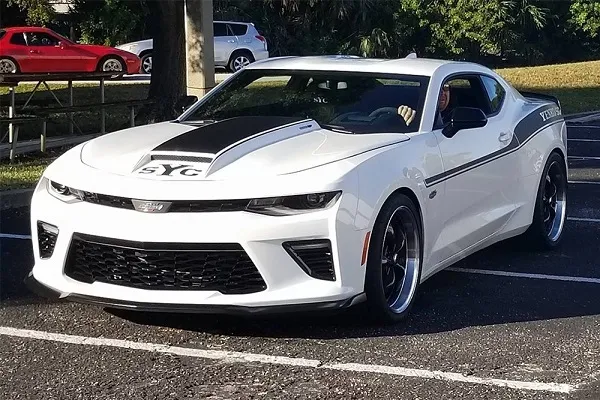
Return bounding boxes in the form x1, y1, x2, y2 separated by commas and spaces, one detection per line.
150, 154, 213, 163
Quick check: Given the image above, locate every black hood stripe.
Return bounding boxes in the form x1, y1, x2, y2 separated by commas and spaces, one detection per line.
154, 116, 309, 154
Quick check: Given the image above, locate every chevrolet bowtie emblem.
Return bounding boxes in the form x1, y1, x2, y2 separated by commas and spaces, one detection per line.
131, 199, 172, 213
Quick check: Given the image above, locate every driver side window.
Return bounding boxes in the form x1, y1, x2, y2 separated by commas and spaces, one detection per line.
434, 75, 494, 129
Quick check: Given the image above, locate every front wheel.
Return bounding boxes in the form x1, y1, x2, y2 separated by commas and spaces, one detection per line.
522, 151, 568, 250
140, 53, 152, 74
364, 193, 423, 324
98, 56, 125, 73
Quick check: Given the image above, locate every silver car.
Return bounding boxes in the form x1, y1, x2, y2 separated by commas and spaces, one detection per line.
116, 21, 269, 73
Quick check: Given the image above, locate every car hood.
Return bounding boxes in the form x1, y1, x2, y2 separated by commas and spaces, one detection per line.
77, 44, 133, 57
79, 116, 410, 181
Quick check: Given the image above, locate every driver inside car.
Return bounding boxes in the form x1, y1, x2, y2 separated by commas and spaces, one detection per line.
397, 83, 451, 126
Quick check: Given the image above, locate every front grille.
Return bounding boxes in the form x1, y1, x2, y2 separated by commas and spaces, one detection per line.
64, 234, 267, 294
37, 221, 58, 259
77, 191, 250, 213
80, 192, 134, 210
169, 199, 250, 212
283, 239, 336, 281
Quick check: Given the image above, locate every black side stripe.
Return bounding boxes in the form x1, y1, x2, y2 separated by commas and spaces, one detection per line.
154, 116, 308, 154
514, 103, 563, 143
424, 104, 564, 187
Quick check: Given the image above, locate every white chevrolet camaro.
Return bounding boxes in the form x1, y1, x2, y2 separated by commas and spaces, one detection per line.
26, 55, 567, 324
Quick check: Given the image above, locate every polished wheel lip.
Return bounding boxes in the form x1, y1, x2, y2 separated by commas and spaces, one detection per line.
102, 58, 123, 72
380, 205, 420, 314
543, 159, 567, 242
0, 59, 17, 73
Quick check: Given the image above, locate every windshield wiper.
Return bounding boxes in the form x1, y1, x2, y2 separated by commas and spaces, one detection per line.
320, 124, 354, 134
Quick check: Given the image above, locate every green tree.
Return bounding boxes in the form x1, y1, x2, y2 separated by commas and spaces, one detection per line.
69, 0, 149, 46
6, 0, 55, 25
570, 0, 600, 38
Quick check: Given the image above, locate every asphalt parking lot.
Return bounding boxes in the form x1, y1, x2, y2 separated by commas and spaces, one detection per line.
1, 124, 600, 399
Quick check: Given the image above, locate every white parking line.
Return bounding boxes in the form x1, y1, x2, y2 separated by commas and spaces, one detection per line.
568, 180, 600, 185
568, 155, 600, 160
568, 138, 600, 142
0, 326, 576, 394
448, 267, 600, 284
0, 233, 31, 240
568, 217, 600, 223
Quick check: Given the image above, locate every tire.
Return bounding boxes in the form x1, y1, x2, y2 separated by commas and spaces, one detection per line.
364, 193, 423, 324
140, 53, 152, 74
521, 151, 568, 250
228, 50, 254, 72
0, 57, 19, 73
97, 56, 125, 73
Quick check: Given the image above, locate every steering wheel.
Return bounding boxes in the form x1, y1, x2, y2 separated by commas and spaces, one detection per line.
369, 107, 398, 118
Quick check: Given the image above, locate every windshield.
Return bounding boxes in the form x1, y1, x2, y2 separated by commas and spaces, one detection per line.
183, 69, 430, 134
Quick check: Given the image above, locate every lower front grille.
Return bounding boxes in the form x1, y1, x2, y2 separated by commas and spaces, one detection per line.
64, 234, 267, 294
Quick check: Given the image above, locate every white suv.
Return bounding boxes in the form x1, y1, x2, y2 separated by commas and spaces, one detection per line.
116, 21, 269, 74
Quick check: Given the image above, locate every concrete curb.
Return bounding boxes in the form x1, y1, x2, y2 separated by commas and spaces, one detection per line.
0, 188, 34, 211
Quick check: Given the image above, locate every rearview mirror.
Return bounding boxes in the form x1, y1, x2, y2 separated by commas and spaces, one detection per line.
442, 107, 487, 138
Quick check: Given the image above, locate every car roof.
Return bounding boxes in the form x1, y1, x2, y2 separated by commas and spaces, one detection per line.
214, 20, 254, 26
1, 26, 53, 33
246, 55, 484, 77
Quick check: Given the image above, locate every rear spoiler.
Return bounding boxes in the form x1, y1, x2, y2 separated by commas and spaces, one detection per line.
519, 90, 561, 109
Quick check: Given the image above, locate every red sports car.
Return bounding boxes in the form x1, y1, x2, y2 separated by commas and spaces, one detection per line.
0, 26, 141, 74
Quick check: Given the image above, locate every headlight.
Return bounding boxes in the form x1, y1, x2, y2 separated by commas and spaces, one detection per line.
245, 191, 341, 216
47, 180, 84, 203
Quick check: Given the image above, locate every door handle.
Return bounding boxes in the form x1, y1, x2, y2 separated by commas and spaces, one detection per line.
227, 39, 236, 43
498, 131, 512, 143
29, 49, 39, 54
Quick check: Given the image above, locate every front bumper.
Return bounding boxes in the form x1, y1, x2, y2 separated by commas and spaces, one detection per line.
124, 57, 142, 74
28, 180, 367, 313
24, 272, 362, 315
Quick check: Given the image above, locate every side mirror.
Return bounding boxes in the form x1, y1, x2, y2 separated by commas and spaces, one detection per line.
176, 95, 198, 113
442, 107, 487, 138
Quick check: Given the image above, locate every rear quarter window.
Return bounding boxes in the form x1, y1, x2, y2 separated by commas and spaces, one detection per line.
481, 76, 506, 114
229, 23, 248, 36
0, 30, 5, 40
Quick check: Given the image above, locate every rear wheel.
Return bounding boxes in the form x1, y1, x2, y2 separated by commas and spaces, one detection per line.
228, 50, 254, 72
364, 193, 423, 324
522, 151, 567, 249
0, 58, 19, 73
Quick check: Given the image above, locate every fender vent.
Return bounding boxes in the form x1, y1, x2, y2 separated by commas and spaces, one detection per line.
283, 239, 336, 281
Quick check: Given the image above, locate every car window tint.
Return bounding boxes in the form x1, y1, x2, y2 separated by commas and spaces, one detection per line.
229, 23, 248, 36
213, 23, 227, 37
185, 70, 430, 134
10, 33, 26, 45
481, 76, 506, 114
25, 32, 59, 46
443, 76, 492, 116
